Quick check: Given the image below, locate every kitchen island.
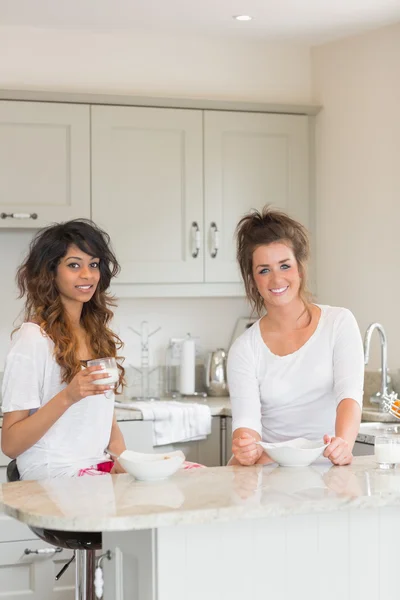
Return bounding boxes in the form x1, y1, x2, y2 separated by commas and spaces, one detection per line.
0, 456, 399, 600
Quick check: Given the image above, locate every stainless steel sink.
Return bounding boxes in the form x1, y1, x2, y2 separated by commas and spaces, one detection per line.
357, 422, 400, 445
359, 422, 400, 433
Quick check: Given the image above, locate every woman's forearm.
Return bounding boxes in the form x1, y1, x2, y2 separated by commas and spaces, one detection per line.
335, 398, 362, 450
107, 416, 126, 457
1, 390, 71, 459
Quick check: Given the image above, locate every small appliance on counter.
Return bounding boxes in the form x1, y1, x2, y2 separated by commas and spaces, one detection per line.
204, 348, 229, 397
230, 317, 257, 347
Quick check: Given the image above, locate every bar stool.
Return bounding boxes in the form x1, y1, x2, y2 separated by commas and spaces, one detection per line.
7, 460, 102, 600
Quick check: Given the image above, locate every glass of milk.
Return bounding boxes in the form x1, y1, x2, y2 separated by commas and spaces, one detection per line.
87, 357, 119, 399
374, 435, 400, 469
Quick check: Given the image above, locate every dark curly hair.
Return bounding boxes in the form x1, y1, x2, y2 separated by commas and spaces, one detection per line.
15, 219, 125, 388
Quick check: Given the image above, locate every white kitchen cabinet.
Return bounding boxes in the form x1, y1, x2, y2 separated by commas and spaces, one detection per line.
0, 540, 74, 600
117, 419, 154, 453
0, 463, 74, 599
153, 415, 221, 467
91, 105, 204, 284
0, 101, 90, 228
117, 416, 223, 466
204, 111, 310, 282
224, 416, 233, 466
91, 105, 311, 293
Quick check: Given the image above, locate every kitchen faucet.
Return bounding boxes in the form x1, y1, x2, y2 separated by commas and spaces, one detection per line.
363, 322, 392, 410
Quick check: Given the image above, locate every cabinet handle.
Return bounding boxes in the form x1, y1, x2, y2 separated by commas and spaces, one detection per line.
1, 212, 38, 220
191, 221, 201, 258
24, 547, 62, 556
210, 222, 219, 258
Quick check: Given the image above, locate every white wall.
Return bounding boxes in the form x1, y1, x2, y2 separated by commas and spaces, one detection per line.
0, 26, 312, 103
0, 26, 311, 378
312, 22, 400, 368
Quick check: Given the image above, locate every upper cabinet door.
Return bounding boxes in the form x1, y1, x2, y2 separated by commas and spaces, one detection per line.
204, 111, 310, 283
0, 101, 90, 228
91, 106, 204, 284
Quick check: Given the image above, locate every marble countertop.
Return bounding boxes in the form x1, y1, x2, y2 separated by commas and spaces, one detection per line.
1, 456, 400, 533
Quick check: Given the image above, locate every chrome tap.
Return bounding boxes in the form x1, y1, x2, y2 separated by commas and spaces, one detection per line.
363, 322, 390, 409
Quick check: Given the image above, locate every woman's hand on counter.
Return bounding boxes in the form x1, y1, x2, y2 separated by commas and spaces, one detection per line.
231, 430, 263, 466
323, 435, 353, 466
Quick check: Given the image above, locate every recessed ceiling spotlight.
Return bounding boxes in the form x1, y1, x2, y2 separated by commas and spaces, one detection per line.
233, 15, 253, 21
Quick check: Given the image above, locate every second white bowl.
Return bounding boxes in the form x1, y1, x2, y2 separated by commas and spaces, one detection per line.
258, 438, 328, 467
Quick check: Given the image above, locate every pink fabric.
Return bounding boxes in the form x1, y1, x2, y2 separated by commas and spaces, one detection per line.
78, 459, 206, 477
77, 460, 114, 477
182, 461, 206, 470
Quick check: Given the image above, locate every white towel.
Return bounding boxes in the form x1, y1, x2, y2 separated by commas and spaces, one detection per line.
118, 400, 212, 446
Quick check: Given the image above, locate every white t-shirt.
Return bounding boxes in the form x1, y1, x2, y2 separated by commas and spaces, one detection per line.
1, 323, 115, 480
227, 305, 364, 443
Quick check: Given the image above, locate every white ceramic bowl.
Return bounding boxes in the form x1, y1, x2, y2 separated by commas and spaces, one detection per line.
118, 450, 185, 481
258, 438, 328, 467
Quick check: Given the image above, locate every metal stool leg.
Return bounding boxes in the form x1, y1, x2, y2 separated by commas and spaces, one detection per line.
75, 549, 96, 600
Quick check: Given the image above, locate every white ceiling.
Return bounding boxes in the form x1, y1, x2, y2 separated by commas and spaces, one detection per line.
0, 0, 400, 43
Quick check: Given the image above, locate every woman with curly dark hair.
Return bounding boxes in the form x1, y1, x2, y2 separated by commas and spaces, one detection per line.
1, 219, 127, 479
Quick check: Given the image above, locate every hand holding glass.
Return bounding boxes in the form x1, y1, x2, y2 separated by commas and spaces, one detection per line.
87, 358, 119, 399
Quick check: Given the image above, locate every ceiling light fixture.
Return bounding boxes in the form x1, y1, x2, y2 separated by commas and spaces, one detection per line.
233, 15, 253, 21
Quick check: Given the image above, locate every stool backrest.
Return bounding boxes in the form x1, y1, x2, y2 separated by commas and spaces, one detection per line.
7, 460, 20, 482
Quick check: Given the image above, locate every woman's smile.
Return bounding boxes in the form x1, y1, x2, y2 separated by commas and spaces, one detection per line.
269, 285, 289, 296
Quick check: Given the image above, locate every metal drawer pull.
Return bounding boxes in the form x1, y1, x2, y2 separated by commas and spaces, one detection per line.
1, 212, 38, 220
24, 547, 62, 556
191, 221, 201, 258
210, 222, 219, 258
55, 551, 75, 581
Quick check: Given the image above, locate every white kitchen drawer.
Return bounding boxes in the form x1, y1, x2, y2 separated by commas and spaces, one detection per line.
0, 539, 74, 600
117, 420, 154, 453
0, 466, 36, 543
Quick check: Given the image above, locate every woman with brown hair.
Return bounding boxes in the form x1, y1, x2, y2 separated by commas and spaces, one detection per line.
1, 219, 127, 479
228, 206, 364, 467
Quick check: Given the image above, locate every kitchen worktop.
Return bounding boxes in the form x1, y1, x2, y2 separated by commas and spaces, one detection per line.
0, 456, 398, 533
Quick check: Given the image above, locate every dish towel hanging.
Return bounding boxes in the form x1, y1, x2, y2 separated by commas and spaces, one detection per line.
117, 400, 212, 446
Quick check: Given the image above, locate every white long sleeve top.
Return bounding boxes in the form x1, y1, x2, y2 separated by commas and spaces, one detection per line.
227, 305, 364, 443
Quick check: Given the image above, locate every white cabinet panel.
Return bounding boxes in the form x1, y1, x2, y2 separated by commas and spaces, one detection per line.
225, 416, 233, 466
0, 540, 74, 600
0, 101, 90, 228
92, 106, 204, 284
154, 416, 221, 467
117, 420, 154, 453
204, 111, 310, 282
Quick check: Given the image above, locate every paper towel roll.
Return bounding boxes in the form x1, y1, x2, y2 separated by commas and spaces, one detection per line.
179, 337, 196, 395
